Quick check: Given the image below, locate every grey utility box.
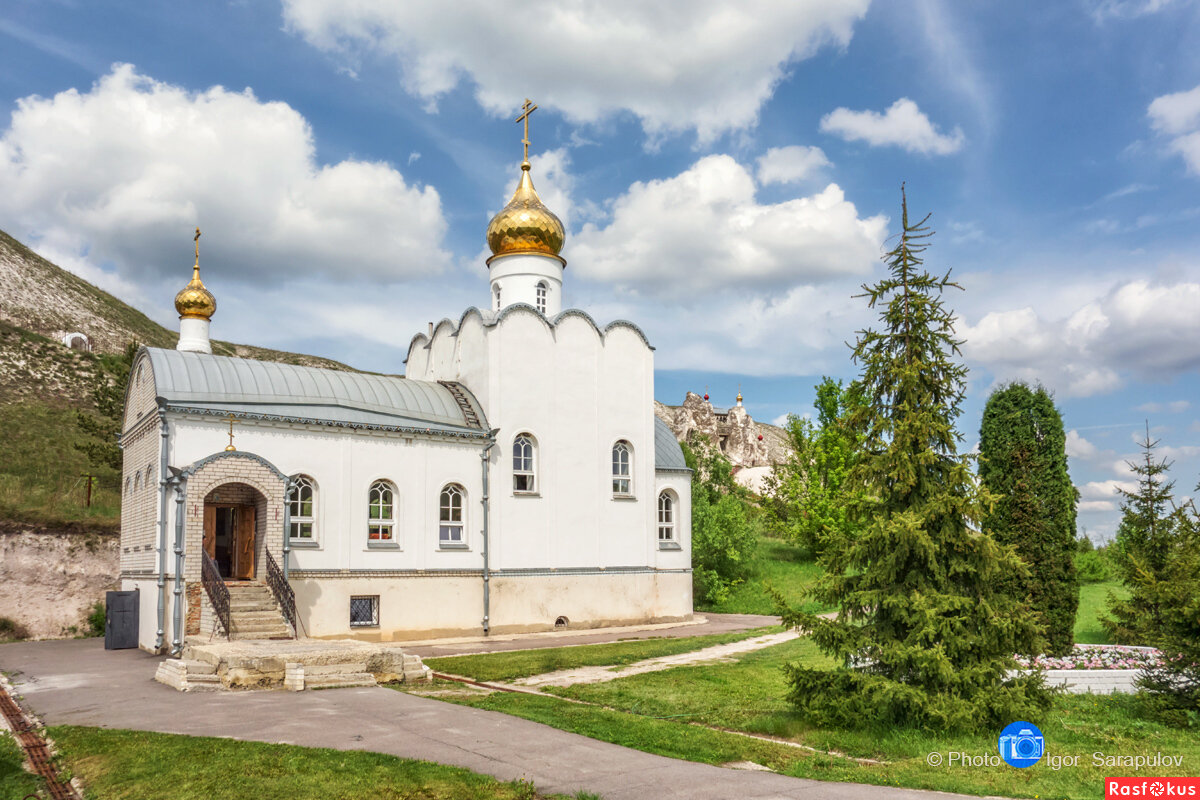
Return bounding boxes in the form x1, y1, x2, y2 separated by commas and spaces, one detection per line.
104, 590, 139, 650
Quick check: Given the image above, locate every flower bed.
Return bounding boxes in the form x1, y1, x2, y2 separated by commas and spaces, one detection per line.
1014, 644, 1160, 671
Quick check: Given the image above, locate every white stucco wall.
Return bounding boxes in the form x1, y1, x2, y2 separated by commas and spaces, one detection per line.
488, 252, 564, 315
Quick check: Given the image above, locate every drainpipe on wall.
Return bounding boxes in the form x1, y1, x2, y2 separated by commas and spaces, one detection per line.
154, 405, 169, 653
282, 476, 294, 581
480, 428, 499, 636
169, 468, 188, 657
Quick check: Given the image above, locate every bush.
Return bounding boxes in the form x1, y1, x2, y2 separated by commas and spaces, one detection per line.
1076, 547, 1115, 583
87, 600, 106, 637
683, 440, 759, 606
0, 616, 29, 641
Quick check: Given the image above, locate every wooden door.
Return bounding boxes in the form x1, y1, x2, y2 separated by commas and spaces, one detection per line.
235, 505, 256, 580
203, 506, 216, 559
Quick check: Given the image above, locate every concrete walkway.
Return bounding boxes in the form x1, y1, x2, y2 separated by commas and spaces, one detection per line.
507, 629, 800, 688
0, 639, 973, 800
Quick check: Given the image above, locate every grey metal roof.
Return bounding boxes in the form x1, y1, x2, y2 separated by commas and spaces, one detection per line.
145, 348, 486, 436
654, 417, 690, 472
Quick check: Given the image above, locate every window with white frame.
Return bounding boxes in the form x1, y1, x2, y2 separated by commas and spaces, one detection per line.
612, 441, 632, 496
658, 491, 676, 542
494, 285, 502, 310
288, 475, 316, 540
439, 484, 465, 546
368, 480, 396, 542
349, 595, 379, 627
536, 281, 548, 314
513, 434, 536, 493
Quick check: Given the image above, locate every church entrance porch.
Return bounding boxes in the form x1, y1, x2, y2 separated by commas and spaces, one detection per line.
205, 504, 256, 580
202, 483, 265, 582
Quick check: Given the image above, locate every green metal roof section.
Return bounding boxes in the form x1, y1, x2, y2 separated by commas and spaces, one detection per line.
654, 417, 690, 472
145, 348, 486, 436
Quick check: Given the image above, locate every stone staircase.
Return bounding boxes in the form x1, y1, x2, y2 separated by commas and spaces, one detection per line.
154, 658, 223, 692
225, 581, 292, 640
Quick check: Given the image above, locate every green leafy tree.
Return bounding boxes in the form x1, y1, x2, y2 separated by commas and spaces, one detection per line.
75, 342, 138, 473
1104, 427, 1181, 645
978, 383, 1079, 655
776, 189, 1051, 731
683, 439, 759, 606
763, 378, 863, 556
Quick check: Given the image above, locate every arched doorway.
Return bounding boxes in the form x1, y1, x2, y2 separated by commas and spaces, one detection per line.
202, 482, 267, 581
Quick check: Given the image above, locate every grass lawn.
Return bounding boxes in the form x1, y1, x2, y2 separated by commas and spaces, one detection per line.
1, 732, 45, 798
438, 637, 1198, 800
1074, 581, 1126, 645
698, 535, 825, 616
423, 627, 774, 682
49, 726, 598, 800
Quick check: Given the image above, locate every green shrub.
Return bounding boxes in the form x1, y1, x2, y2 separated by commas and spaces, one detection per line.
0, 617, 29, 641
87, 601, 106, 637
1076, 547, 1115, 583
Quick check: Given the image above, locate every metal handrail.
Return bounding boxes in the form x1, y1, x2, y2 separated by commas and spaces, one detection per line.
200, 549, 231, 639
265, 550, 298, 637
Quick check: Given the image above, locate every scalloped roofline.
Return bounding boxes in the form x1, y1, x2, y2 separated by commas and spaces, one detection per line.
405, 305, 654, 363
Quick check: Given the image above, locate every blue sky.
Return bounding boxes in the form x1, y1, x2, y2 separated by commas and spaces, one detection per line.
2, 0, 1199, 541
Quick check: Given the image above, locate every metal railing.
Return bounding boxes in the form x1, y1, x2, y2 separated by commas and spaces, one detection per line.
265, 550, 298, 637
200, 549, 231, 639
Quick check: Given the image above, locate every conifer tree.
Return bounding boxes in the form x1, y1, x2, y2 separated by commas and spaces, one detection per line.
1104, 426, 1180, 645
777, 189, 1051, 731
979, 383, 1079, 656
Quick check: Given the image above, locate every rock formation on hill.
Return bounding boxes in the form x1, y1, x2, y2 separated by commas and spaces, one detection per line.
655, 391, 792, 470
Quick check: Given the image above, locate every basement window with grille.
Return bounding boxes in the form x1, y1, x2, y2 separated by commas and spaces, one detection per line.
349, 596, 379, 628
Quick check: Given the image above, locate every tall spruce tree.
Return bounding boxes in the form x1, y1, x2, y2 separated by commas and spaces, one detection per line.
1104, 426, 1179, 645
777, 189, 1051, 731
979, 383, 1079, 656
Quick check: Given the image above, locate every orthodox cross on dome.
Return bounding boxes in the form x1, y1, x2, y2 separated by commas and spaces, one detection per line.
515, 98, 538, 164
194, 227, 201, 266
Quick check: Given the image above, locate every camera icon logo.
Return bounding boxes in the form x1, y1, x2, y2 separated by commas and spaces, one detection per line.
998, 721, 1045, 768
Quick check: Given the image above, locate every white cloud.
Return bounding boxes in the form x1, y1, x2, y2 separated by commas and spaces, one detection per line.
280, 0, 871, 143
1066, 430, 1099, 460
0, 64, 450, 286
1137, 400, 1191, 414
819, 98, 964, 155
571, 155, 887, 296
1079, 500, 1117, 512
1148, 85, 1200, 174
756, 146, 831, 185
1080, 479, 1137, 500
1088, 0, 1179, 21
961, 279, 1200, 398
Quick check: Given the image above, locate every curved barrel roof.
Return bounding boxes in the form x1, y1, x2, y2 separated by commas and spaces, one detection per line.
654, 417, 690, 472
145, 348, 485, 436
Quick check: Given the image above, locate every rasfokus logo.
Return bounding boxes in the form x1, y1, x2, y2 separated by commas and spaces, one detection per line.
1107, 778, 1200, 798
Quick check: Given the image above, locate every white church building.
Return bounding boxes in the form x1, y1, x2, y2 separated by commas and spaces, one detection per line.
118, 118, 693, 654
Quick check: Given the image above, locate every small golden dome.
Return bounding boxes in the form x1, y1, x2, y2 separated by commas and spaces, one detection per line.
486, 162, 565, 262
175, 228, 216, 320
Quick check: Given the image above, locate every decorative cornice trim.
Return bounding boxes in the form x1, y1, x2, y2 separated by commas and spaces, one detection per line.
164, 405, 487, 440
180, 449, 288, 482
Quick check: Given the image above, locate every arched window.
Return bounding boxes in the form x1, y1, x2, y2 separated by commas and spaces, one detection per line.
146, 464, 154, 487
125, 477, 132, 495
612, 441, 632, 496
133, 470, 141, 491
536, 281, 547, 314
494, 285, 502, 310
439, 484, 465, 546
288, 475, 316, 541
368, 480, 395, 542
658, 491, 675, 542
513, 434, 536, 493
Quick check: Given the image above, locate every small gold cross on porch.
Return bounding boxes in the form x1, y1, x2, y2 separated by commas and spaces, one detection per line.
224, 412, 237, 452
515, 98, 538, 164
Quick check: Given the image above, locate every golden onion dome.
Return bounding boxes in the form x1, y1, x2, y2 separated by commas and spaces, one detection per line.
175, 228, 216, 320
486, 161, 565, 261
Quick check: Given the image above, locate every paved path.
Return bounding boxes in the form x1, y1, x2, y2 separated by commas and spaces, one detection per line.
508, 630, 800, 688
404, 613, 780, 658
0, 639, 972, 800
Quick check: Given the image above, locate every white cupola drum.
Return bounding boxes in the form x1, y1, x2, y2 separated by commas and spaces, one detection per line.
174, 227, 216, 353
485, 99, 565, 316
